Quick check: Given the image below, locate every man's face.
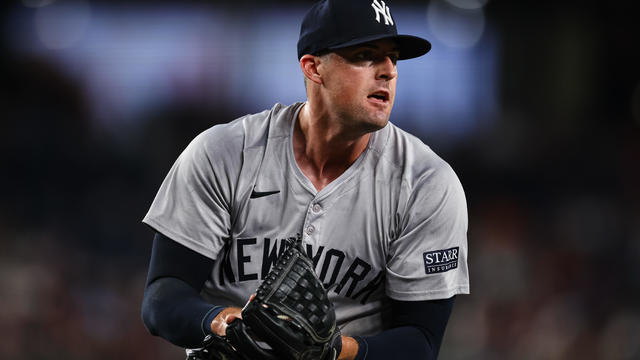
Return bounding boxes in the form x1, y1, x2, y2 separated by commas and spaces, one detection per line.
319, 39, 399, 133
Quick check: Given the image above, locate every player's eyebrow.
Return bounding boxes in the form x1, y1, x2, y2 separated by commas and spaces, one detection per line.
356, 43, 400, 53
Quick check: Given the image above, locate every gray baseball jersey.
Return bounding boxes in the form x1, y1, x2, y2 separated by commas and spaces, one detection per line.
143, 102, 469, 336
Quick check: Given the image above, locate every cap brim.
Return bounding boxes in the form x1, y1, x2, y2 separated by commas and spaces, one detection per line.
326, 34, 431, 60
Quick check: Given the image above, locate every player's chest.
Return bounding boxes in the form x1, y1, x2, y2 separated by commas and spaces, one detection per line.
232, 165, 400, 254
223, 164, 400, 301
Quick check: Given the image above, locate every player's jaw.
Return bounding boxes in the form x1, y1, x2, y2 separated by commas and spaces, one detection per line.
332, 84, 394, 135
361, 85, 395, 125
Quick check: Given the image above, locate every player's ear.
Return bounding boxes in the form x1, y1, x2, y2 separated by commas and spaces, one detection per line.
300, 54, 323, 86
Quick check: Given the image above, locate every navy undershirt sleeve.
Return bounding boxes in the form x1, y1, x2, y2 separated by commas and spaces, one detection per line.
141, 232, 222, 348
141, 232, 456, 356
353, 297, 455, 360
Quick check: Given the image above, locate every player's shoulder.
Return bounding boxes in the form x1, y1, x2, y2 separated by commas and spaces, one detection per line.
194, 106, 270, 151
377, 123, 461, 190
192, 102, 298, 153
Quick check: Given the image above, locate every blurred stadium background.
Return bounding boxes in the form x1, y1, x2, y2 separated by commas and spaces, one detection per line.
1, 0, 639, 359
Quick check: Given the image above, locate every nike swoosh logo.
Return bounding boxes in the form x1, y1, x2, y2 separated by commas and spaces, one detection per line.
250, 189, 280, 199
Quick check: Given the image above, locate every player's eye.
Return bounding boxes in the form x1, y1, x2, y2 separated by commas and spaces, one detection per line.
387, 53, 399, 65
354, 50, 374, 61
341, 48, 398, 66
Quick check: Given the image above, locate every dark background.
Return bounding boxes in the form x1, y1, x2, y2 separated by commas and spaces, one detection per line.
1, 0, 639, 359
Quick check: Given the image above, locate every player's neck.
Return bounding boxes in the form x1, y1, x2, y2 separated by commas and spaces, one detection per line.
294, 103, 370, 191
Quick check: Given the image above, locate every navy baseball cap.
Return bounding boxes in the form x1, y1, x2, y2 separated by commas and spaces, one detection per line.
297, 0, 431, 60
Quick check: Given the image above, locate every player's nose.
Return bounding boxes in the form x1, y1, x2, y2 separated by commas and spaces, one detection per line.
376, 56, 397, 81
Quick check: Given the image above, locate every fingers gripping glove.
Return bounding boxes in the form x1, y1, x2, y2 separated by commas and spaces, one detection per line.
226, 237, 342, 360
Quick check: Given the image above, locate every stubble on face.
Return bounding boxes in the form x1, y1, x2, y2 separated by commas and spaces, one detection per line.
319, 40, 398, 136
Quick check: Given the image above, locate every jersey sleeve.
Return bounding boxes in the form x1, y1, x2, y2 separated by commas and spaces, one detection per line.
142, 125, 243, 260
385, 161, 470, 301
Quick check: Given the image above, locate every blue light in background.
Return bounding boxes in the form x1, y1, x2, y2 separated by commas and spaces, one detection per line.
7, 3, 499, 143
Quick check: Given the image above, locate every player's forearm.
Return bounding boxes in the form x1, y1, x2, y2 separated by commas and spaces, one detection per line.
141, 276, 220, 348
141, 232, 224, 347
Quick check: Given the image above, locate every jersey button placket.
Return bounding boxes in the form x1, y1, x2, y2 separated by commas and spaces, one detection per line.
312, 203, 322, 213
305, 225, 315, 235
302, 201, 323, 243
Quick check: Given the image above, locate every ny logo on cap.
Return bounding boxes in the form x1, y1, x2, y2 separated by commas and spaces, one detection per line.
371, 0, 394, 26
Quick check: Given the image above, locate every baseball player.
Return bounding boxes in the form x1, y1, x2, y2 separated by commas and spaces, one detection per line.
141, 0, 469, 359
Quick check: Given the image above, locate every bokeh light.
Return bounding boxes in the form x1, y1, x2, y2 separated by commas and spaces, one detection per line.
34, 0, 91, 49
8, 3, 498, 145
427, 0, 486, 49
445, 0, 489, 10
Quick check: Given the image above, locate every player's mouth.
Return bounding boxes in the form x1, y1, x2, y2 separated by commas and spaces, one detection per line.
367, 90, 390, 104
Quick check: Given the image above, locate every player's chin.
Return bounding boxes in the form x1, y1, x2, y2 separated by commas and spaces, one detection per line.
361, 112, 390, 132
367, 105, 392, 126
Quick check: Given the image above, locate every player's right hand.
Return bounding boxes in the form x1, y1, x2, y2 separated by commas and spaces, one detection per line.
210, 306, 243, 336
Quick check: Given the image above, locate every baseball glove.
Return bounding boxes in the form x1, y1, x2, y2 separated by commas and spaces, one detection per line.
186, 237, 341, 360
229, 236, 342, 360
